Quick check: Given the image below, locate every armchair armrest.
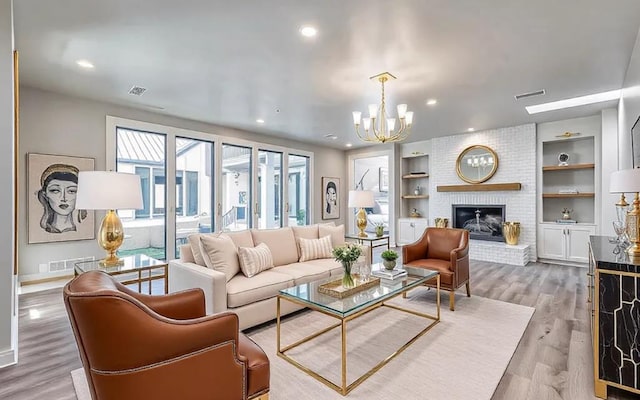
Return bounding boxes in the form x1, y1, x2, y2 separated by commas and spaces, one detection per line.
120, 284, 206, 320
169, 260, 228, 314
402, 231, 429, 264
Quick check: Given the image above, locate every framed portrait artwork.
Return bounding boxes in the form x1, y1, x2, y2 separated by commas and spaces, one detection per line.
632, 115, 640, 168
321, 177, 340, 220
27, 153, 96, 244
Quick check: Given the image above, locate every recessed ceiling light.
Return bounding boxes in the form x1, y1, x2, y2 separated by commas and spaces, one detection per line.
525, 89, 621, 114
345, 143, 353, 148
324, 134, 338, 140
256, 119, 265, 124
300, 26, 318, 37
76, 59, 95, 69
467, 128, 475, 132
426, 99, 438, 106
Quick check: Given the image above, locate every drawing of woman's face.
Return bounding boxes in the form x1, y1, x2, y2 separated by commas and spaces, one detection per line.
326, 186, 337, 205
45, 179, 77, 216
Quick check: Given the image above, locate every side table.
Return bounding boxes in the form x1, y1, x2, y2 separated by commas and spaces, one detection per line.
344, 233, 390, 263
74, 254, 168, 294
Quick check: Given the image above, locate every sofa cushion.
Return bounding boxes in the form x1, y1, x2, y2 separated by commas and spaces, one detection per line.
271, 262, 331, 285
299, 235, 333, 262
319, 224, 346, 248
187, 234, 206, 266
251, 227, 298, 267
226, 230, 255, 249
200, 233, 240, 282
298, 258, 344, 277
238, 243, 274, 278
291, 225, 319, 258
179, 243, 196, 263
226, 270, 294, 308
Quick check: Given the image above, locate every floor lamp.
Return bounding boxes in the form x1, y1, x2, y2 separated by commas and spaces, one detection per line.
348, 190, 375, 237
76, 171, 143, 265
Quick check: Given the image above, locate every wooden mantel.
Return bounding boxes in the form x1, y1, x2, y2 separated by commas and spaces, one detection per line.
436, 183, 522, 192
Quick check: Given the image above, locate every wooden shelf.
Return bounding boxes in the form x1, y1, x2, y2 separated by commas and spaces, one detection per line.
542, 193, 595, 198
437, 183, 521, 192
402, 195, 429, 199
542, 163, 595, 171
402, 173, 429, 179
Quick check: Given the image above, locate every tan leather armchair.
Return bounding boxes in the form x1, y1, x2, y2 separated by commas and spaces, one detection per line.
64, 270, 269, 400
402, 227, 470, 311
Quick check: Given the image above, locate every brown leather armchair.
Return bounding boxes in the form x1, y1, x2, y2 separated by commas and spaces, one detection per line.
402, 227, 470, 311
64, 271, 269, 400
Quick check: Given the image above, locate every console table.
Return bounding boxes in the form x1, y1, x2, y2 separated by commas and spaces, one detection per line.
589, 236, 640, 398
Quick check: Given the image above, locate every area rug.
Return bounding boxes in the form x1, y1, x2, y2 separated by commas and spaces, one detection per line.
72, 288, 534, 399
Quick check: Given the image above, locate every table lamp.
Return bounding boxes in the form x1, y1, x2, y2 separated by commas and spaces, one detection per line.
348, 190, 375, 238
76, 171, 143, 266
610, 170, 630, 223
612, 168, 640, 257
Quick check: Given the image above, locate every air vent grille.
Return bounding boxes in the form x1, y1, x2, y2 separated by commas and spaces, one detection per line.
514, 89, 545, 100
128, 86, 147, 96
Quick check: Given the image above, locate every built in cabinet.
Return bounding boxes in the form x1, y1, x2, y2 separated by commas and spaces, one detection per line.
538, 223, 595, 263
398, 140, 430, 245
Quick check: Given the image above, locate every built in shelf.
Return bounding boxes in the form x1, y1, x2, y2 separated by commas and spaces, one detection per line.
542, 193, 595, 198
402, 173, 429, 179
402, 195, 429, 199
542, 163, 595, 171
437, 183, 522, 192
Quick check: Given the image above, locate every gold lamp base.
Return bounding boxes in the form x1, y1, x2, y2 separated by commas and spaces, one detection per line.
627, 193, 640, 258
356, 207, 368, 238
98, 210, 125, 266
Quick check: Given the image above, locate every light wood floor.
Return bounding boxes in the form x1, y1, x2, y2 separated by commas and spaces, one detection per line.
1, 260, 639, 400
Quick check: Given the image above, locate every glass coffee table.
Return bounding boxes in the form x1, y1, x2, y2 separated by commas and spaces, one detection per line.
277, 265, 440, 396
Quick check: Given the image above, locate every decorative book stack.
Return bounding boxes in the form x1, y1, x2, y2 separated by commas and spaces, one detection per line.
372, 268, 408, 280
556, 219, 577, 224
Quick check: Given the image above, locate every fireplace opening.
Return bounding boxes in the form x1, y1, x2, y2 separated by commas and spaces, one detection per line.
452, 204, 506, 242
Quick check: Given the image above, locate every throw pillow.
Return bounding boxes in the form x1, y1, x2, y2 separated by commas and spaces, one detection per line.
199, 233, 241, 282
319, 223, 346, 248
299, 235, 333, 262
238, 243, 274, 278
187, 234, 206, 266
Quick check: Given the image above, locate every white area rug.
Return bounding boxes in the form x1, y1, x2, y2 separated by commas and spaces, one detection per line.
72, 289, 534, 400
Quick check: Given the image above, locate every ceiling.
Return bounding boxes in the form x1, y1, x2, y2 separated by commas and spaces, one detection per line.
14, 0, 640, 149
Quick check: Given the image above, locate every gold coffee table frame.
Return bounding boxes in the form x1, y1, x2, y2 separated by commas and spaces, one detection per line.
276, 274, 440, 396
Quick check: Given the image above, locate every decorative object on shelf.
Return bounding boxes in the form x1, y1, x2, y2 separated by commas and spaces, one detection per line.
561, 208, 573, 220
332, 243, 363, 288
380, 249, 398, 270
456, 145, 499, 184
503, 222, 521, 245
610, 168, 640, 257
612, 221, 629, 247
76, 171, 143, 266
410, 208, 421, 217
27, 153, 96, 244
414, 185, 421, 196
348, 190, 375, 237
378, 167, 389, 192
558, 152, 569, 166
352, 72, 414, 144
321, 177, 340, 220
374, 222, 385, 237
558, 188, 579, 194
556, 219, 577, 224
435, 217, 449, 228
555, 131, 581, 138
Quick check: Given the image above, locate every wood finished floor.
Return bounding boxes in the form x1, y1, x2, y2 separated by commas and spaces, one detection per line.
1, 260, 639, 399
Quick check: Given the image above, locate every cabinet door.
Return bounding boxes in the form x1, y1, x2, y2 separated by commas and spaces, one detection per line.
398, 220, 415, 245
567, 226, 596, 263
539, 225, 566, 260
412, 219, 429, 241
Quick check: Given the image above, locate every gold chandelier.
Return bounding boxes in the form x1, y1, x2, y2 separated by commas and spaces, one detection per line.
352, 72, 414, 143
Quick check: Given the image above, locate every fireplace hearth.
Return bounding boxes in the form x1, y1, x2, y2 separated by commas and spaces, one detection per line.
452, 204, 506, 242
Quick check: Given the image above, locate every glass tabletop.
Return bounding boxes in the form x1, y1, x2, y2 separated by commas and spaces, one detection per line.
75, 254, 167, 274
344, 233, 390, 241
279, 264, 437, 318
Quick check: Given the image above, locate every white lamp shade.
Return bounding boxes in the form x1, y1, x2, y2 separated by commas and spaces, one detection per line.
610, 168, 640, 193
348, 190, 375, 208
76, 171, 143, 210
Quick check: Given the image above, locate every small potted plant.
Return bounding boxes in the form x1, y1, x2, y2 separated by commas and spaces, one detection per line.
381, 250, 398, 270
374, 222, 385, 237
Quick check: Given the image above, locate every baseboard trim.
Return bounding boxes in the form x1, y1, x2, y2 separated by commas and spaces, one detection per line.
0, 348, 16, 368
20, 271, 73, 284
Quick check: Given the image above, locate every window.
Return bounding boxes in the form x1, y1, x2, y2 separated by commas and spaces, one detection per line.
222, 144, 252, 231
288, 154, 310, 225
258, 150, 283, 228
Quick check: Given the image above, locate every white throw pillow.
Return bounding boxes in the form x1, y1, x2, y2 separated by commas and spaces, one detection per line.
199, 233, 240, 282
299, 235, 333, 262
238, 243, 274, 278
319, 224, 346, 248
187, 234, 206, 266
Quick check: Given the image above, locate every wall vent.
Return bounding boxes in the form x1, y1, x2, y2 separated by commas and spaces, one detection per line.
48, 256, 95, 273
128, 86, 147, 96
514, 89, 545, 100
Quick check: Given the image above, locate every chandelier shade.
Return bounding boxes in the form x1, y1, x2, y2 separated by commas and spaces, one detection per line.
352, 72, 414, 144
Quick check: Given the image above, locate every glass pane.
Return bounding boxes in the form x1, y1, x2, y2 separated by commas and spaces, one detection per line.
116, 128, 166, 260
222, 144, 252, 231
288, 154, 310, 226
354, 155, 389, 235
175, 137, 214, 257
258, 150, 283, 228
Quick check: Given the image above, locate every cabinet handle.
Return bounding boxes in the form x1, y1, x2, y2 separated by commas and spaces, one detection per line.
410, 223, 415, 227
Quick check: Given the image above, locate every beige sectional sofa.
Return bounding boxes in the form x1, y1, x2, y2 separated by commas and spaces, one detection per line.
169, 223, 365, 330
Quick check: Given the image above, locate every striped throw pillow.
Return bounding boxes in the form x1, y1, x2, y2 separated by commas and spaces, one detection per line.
238, 243, 274, 278
299, 235, 334, 262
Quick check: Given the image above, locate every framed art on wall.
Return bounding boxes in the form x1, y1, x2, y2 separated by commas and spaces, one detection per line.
322, 177, 340, 220
27, 153, 96, 244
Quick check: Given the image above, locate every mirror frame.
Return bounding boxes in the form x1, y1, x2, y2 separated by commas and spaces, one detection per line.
455, 145, 499, 184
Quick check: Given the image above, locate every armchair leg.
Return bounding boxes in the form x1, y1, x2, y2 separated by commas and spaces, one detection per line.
250, 393, 269, 400
449, 291, 455, 311
465, 281, 471, 297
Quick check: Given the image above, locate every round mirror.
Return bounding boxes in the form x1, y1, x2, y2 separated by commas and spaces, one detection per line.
456, 145, 499, 184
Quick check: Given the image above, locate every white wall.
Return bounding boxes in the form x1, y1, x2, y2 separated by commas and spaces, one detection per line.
601, 109, 619, 236
619, 28, 640, 168
0, 0, 16, 367
18, 86, 345, 280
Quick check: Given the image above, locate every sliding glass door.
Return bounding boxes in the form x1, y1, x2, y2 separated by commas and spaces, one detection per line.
257, 150, 283, 228
221, 144, 252, 231
288, 154, 310, 225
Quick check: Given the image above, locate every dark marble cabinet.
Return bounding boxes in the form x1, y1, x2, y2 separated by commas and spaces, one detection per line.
589, 236, 640, 398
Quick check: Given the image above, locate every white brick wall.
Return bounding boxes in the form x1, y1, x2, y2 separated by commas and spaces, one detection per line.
430, 124, 537, 262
